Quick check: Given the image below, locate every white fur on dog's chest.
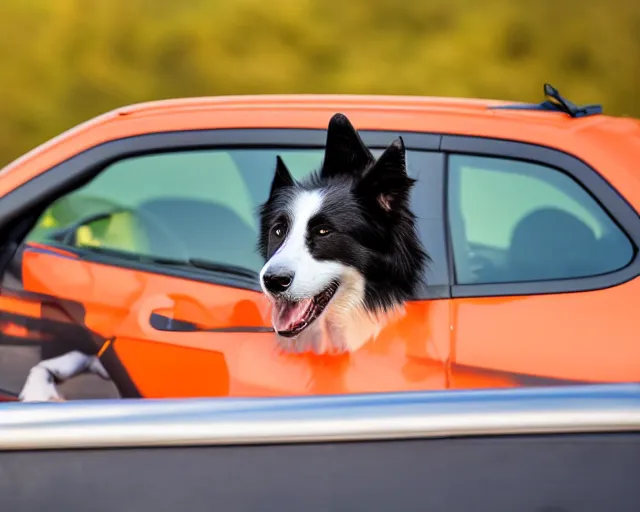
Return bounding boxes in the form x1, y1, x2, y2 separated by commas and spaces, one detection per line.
277, 304, 405, 355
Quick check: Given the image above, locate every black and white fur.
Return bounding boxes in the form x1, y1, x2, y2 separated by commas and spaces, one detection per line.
258, 113, 428, 354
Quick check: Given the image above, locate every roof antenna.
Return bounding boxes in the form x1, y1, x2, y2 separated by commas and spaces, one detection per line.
542, 83, 602, 118
488, 83, 602, 117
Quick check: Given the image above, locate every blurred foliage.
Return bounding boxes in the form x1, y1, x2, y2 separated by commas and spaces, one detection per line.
0, 0, 639, 166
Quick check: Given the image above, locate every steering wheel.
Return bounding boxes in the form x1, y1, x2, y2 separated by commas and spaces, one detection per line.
48, 208, 191, 261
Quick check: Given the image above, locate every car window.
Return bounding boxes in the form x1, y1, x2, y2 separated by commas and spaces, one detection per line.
447, 155, 635, 284
27, 149, 326, 273
26, 148, 438, 278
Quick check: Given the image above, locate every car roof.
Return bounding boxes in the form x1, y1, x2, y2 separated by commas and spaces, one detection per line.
115, 94, 512, 117
2, 93, 640, 203
106, 93, 635, 131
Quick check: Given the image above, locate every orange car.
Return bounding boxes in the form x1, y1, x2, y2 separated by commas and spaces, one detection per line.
0, 83, 638, 401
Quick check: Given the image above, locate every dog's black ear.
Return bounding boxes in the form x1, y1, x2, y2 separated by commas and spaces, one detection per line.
320, 113, 375, 180
355, 137, 414, 212
269, 156, 295, 196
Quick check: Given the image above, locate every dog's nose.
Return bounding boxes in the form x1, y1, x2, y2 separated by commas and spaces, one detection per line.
263, 272, 294, 294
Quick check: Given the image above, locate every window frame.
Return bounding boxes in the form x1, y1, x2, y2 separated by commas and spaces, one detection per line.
0, 128, 449, 301
442, 135, 640, 299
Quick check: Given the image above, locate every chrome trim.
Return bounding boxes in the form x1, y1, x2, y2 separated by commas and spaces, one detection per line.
0, 384, 639, 451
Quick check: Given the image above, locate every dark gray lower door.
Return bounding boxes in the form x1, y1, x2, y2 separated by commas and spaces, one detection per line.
1, 433, 638, 512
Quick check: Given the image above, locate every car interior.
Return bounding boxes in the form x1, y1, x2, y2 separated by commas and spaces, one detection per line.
447, 155, 635, 284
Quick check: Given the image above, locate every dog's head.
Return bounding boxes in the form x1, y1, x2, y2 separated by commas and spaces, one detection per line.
257, 113, 428, 352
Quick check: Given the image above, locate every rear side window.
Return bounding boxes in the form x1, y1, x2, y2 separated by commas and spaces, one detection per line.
447, 155, 635, 285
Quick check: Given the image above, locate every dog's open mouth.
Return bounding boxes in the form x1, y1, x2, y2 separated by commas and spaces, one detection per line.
272, 281, 340, 338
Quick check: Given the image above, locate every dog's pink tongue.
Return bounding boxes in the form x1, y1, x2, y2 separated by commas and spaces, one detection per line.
273, 299, 313, 332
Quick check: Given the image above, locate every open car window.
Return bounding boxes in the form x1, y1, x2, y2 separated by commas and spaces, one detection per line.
27, 149, 327, 275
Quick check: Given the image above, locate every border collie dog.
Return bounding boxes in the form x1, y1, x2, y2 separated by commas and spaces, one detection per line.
258, 113, 428, 354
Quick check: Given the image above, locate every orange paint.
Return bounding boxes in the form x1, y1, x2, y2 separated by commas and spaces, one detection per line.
21, 248, 453, 397
0, 296, 41, 318
111, 337, 230, 399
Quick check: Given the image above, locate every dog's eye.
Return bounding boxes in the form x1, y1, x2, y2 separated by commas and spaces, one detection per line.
272, 224, 286, 238
316, 227, 331, 236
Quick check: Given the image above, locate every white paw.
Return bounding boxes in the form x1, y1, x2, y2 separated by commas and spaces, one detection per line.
18, 351, 111, 402
19, 367, 62, 402
19, 367, 64, 402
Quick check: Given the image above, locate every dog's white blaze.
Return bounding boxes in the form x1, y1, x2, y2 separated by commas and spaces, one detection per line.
260, 189, 345, 299
260, 189, 403, 354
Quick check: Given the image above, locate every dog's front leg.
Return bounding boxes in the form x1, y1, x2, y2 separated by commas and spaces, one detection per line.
19, 350, 110, 402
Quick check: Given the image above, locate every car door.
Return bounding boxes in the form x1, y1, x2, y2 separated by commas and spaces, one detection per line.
0, 127, 452, 400
443, 135, 640, 386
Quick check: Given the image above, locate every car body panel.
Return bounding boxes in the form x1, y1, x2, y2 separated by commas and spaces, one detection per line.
450, 284, 640, 383
20, 246, 458, 398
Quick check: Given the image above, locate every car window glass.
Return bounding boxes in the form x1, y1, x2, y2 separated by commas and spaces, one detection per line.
27, 149, 327, 272
447, 154, 635, 284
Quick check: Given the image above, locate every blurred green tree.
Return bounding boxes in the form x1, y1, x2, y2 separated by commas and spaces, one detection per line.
0, 0, 638, 166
